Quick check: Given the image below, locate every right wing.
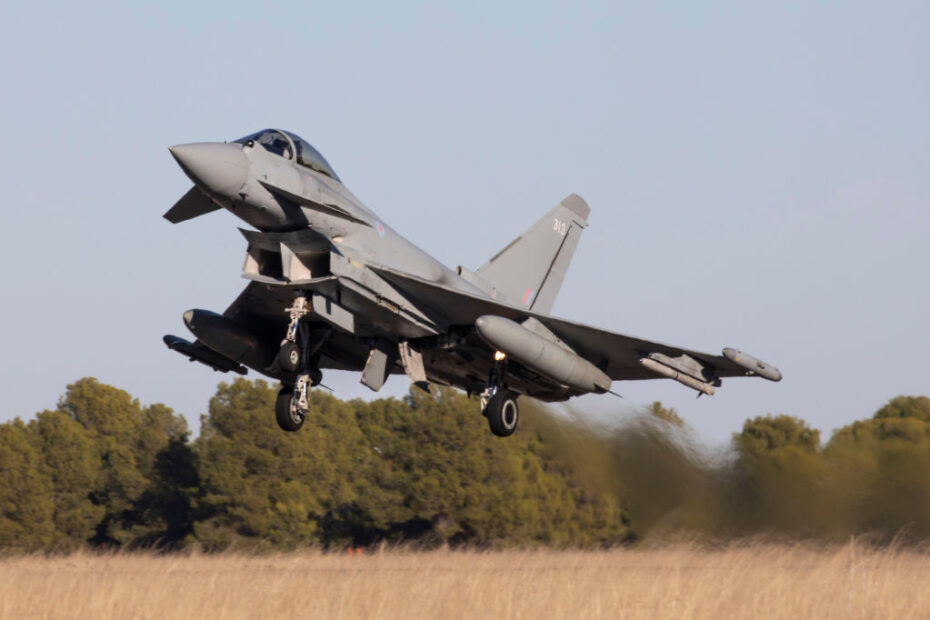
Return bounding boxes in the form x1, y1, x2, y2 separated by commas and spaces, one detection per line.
539, 316, 770, 382
372, 265, 781, 388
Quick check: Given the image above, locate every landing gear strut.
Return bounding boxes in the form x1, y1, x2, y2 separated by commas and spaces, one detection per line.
274, 294, 326, 432
278, 296, 309, 373
480, 356, 519, 437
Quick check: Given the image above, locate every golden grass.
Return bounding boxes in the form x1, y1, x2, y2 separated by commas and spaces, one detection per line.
2, 543, 928, 619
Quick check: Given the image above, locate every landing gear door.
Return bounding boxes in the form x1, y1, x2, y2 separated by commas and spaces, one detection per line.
311, 294, 355, 334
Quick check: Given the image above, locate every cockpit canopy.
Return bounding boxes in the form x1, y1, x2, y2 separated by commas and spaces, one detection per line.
235, 129, 341, 182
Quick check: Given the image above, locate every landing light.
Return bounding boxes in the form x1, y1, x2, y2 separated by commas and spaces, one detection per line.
494, 351, 507, 361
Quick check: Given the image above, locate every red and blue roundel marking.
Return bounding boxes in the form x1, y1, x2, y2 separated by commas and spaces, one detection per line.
376, 222, 385, 237
523, 289, 534, 306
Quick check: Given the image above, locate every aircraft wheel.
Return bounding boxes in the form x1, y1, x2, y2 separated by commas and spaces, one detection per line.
277, 341, 301, 373
486, 391, 519, 437
275, 387, 305, 432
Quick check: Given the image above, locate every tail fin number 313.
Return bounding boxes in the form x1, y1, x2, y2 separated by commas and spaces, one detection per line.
553, 218, 568, 236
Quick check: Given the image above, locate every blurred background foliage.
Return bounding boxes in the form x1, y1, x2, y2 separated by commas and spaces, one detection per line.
2, 379, 930, 552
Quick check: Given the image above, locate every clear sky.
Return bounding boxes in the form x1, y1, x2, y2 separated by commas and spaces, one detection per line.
1, 1, 927, 443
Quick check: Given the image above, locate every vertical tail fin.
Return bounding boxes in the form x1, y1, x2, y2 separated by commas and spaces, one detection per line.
476, 194, 589, 314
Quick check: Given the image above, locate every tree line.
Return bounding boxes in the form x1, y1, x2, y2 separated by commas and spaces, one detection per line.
1, 377, 929, 552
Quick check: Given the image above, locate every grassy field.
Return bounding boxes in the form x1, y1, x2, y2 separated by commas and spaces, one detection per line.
2, 543, 928, 619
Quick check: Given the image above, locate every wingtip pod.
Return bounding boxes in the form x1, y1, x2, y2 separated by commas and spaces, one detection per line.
722, 348, 782, 382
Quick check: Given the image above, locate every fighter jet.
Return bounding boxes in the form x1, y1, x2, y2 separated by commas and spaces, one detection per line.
163, 129, 781, 436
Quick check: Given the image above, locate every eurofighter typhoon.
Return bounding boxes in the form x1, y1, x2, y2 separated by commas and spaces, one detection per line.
164, 129, 781, 436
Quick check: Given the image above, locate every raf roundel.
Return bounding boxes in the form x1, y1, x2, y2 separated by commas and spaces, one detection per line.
376, 222, 385, 237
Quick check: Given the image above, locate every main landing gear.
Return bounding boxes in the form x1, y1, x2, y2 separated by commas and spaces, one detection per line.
275, 295, 325, 432
480, 355, 519, 437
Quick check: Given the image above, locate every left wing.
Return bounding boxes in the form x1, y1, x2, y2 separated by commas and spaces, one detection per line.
218, 281, 370, 373
165, 280, 369, 376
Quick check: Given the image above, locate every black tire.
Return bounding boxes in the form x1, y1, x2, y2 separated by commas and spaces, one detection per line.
277, 341, 301, 373
275, 387, 305, 432
486, 391, 519, 437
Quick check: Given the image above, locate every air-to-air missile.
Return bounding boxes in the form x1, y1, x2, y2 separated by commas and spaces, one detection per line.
638, 347, 782, 396
475, 315, 612, 394
162, 335, 247, 374
639, 353, 719, 396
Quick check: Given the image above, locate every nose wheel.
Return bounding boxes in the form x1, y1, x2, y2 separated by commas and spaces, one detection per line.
275, 385, 305, 432
275, 295, 328, 431
277, 341, 301, 373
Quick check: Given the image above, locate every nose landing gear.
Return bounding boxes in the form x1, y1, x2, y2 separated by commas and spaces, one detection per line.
275, 294, 327, 432
277, 296, 309, 373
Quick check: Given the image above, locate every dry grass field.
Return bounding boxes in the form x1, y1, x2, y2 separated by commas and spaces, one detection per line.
2, 543, 929, 619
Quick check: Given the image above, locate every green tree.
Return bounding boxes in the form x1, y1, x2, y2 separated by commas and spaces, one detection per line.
354, 387, 627, 547
28, 410, 104, 550
194, 380, 627, 549
0, 420, 55, 551
730, 415, 827, 536
195, 379, 371, 550
825, 396, 930, 541
52, 378, 193, 547
645, 401, 684, 426
873, 396, 930, 422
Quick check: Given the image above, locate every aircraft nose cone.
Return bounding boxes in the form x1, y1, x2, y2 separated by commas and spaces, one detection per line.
169, 142, 248, 197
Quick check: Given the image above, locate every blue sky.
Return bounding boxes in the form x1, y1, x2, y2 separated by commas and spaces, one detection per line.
1, 1, 927, 442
